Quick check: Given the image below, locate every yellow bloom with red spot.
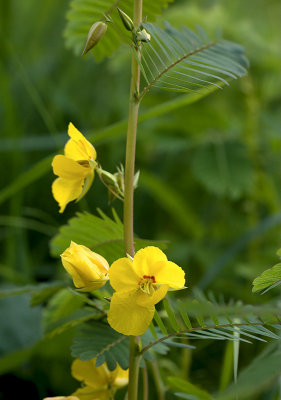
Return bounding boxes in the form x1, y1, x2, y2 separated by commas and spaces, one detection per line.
61, 241, 109, 292
107, 246, 185, 336
71, 358, 128, 400
52, 122, 97, 213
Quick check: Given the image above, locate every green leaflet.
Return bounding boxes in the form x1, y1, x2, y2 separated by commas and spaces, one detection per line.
50, 209, 168, 264
64, 0, 173, 60
138, 22, 248, 99
252, 262, 281, 293
71, 322, 130, 370
168, 376, 212, 400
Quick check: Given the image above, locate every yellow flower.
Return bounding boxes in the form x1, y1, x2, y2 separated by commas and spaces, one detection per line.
61, 241, 109, 291
52, 122, 97, 213
71, 358, 128, 400
107, 246, 185, 336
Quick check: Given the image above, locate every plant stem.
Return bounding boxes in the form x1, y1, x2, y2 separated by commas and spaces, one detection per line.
123, 0, 142, 258
123, 0, 143, 398
142, 364, 149, 400
124, 0, 142, 398
128, 336, 141, 400
149, 361, 165, 400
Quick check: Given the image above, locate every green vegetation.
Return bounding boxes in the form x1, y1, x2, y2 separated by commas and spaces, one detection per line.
0, 0, 280, 399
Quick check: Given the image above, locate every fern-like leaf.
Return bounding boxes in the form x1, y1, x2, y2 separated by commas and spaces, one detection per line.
138, 22, 248, 100
50, 209, 167, 264
71, 322, 170, 370
141, 297, 281, 354
71, 322, 130, 370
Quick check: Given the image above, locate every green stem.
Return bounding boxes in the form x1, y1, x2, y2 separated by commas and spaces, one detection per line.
142, 364, 149, 400
149, 361, 165, 400
124, 0, 142, 399
123, 0, 142, 258
128, 336, 141, 400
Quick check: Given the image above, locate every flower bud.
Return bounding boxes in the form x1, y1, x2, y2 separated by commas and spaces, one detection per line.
82, 21, 108, 55
117, 8, 134, 32
97, 168, 118, 187
61, 241, 109, 291
136, 28, 151, 43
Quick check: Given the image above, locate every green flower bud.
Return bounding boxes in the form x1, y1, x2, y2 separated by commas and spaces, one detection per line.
82, 21, 107, 55
117, 8, 134, 32
97, 168, 118, 187
136, 28, 151, 43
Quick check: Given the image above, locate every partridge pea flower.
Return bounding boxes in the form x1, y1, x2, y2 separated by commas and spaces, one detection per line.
71, 358, 128, 400
108, 246, 185, 336
61, 241, 109, 292
52, 122, 97, 213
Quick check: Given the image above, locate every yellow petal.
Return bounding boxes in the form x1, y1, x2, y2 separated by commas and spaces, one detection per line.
52, 177, 84, 213
152, 261, 185, 289
67, 242, 109, 273
52, 155, 90, 180
71, 359, 108, 388
72, 386, 109, 400
76, 171, 94, 202
133, 246, 167, 277
108, 257, 139, 292
107, 291, 155, 336
65, 122, 97, 161
136, 284, 169, 307
112, 367, 129, 388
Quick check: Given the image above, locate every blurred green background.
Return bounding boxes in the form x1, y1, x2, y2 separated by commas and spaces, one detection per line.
0, 0, 280, 398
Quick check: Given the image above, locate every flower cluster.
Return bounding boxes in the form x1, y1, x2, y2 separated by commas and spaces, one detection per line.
52, 124, 186, 335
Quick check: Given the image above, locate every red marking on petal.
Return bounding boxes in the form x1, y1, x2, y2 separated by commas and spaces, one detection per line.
142, 275, 156, 283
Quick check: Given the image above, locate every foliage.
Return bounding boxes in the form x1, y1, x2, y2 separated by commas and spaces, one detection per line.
252, 249, 281, 293
138, 22, 248, 99
145, 296, 281, 352
50, 209, 167, 263
0, 0, 281, 398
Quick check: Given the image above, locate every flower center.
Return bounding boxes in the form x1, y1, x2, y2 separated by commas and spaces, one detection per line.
138, 275, 156, 295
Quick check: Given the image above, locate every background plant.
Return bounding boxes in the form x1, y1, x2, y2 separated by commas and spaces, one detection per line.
0, 0, 280, 399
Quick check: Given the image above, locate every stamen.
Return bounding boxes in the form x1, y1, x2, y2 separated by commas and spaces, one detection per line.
138, 275, 157, 294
